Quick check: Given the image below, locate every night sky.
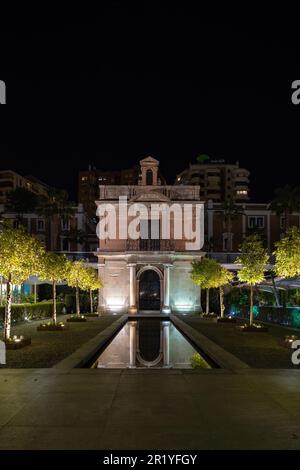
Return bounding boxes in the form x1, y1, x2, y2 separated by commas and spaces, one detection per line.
1, 6, 300, 202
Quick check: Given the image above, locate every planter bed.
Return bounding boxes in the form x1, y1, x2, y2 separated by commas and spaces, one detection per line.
217, 317, 237, 324
84, 313, 99, 318
67, 316, 87, 323
37, 322, 68, 331
279, 335, 299, 349
201, 313, 218, 319
237, 324, 268, 333
5, 337, 31, 349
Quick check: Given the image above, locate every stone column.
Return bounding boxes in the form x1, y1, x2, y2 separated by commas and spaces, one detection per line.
128, 263, 137, 313
97, 263, 105, 315
129, 321, 137, 368
162, 264, 171, 313
162, 321, 170, 367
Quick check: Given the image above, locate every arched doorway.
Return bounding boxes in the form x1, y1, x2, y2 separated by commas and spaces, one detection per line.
146, 169, 153, 185
138, 269, 161, 310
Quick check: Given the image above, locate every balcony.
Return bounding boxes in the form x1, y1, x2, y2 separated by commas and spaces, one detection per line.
98, 185, 201, 201
207, 252, 241, 264
56, 251, 98, 263
126, 239, 175, 251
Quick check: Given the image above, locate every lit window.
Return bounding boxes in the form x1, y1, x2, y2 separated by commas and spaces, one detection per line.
236, 190, 248, 196
37, 219, 45, 231
248, 216, 264, 229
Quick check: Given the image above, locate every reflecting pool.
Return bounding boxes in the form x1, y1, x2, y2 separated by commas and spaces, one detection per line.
91, 319, 212, 369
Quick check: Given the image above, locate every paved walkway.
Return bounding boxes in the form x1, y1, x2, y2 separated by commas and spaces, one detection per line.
1, 367, 300, 449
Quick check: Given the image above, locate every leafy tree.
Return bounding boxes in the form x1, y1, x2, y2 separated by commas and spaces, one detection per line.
191, 258, 219, 314
274, 227, 300, 278
235, 234, 269, 326
211, 265, 234, 318
6, 188, 38, 221
0, 224, 45, 340
270, 185, 300, 231
65, 260, 90, 316
81, 267, 102, 313
39, 252, 68, 324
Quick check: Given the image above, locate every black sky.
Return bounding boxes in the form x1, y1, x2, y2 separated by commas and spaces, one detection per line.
0, 7, 300, 202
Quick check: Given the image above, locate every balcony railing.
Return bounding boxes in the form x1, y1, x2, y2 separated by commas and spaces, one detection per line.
126, 239, 175, 251
207, 252, 241, 264
207, 252, 275, 266
56, 251, 98, 263
98, 185, 201, 201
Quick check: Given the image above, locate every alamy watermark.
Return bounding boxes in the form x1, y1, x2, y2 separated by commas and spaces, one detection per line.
0, 81, 6, 104
0, 340, 6, 365
291, 80, 300, 105
291, 340, 300, 365
96, 196, 204, 250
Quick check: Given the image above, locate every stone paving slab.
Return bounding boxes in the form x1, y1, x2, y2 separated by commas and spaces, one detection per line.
0, 368, 300, 449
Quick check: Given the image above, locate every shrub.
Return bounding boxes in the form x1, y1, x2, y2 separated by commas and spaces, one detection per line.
0, 301, 66, 325
190, 353, 210, 369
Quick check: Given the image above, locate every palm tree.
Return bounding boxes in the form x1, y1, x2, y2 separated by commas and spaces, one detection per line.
62, 227, 87, 249
217, 200, 244, 251
37, 189, 75, 250
6, 188, 38, 224
270, 185, 300, 231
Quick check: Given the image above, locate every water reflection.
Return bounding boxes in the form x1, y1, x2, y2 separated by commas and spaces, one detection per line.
92, 320, 211, 369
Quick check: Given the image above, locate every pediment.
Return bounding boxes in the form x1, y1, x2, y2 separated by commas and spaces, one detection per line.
139, 156, 159, 166
130, 190, 171, 203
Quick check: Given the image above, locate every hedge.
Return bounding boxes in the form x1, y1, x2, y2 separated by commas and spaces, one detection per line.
0, 301, 66, 325
228, 304, 300, 329
64, 293, 91, 313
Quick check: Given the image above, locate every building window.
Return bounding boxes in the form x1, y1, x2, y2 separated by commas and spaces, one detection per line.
61, 219, 70, 231
37, 219, 45, 231
248, 216, 264, 229
61, 238, 69, 251
12, 219, 28, 230
236, 190, 248, 196
280, 216, 286, 229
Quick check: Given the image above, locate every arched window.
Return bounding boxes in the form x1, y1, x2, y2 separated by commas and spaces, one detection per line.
146, 169, 153, 185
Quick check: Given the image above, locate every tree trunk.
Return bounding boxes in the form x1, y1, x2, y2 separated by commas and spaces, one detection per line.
4, 275, 12, 340
228, 217, 232, 251
34, 282, 37, 304
0, 276, 3, 306
250, 285, 254, 326
271, 272, 280, 307
200, 286, 204, 314
285, 209, 290, 231
206, 288, 210, 314
52, 281, 57, 324
219, 286, 225, 318
50, 216, 55, 251
90, 289, 93, 314
76, 284, 80, 317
